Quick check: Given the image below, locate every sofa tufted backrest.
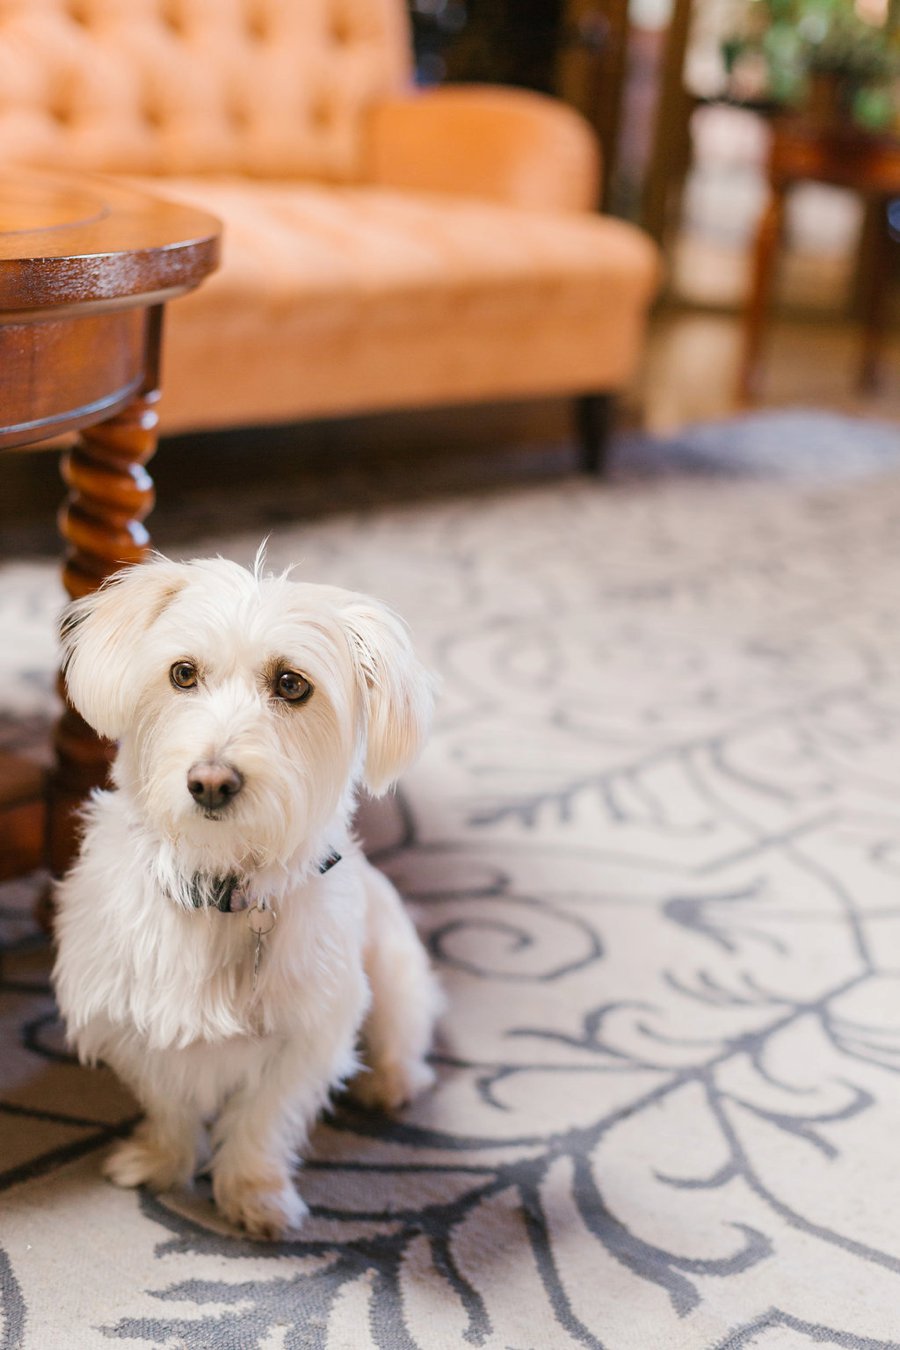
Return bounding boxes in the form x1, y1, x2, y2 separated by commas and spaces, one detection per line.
0, 0, 411, 180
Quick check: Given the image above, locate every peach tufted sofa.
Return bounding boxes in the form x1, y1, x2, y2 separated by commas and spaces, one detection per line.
0, 0, 660, 466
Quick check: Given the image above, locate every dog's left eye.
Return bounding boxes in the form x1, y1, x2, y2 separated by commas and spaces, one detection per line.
275, 670, 313, 704
170, 661, 198, 689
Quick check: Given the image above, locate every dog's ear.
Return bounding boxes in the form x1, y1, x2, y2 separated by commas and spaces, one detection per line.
340, 596, 435, 795
60, 560, 187, 739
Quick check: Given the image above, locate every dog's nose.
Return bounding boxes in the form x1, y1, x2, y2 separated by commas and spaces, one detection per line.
187, 761, 244, 813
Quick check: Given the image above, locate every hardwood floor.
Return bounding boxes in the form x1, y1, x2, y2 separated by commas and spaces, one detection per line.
636, 306, 900, 433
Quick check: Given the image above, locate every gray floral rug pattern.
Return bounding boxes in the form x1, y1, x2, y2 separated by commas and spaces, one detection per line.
4, 411, 900, 1348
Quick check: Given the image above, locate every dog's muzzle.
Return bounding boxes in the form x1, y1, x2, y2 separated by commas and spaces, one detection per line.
187, 760, 244, 814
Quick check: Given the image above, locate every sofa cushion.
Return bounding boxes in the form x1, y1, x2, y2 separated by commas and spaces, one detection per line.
128, 178, 660, 432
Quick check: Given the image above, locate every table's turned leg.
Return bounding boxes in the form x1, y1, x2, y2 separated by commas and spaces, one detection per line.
737, 183, 786, 404
44, 367, 161, 887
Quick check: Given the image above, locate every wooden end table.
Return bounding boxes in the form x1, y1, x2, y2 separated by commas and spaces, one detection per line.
738, 118, 900, 401
0, 170, 220, 889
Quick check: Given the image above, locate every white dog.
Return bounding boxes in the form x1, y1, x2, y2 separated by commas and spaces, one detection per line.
52, 553, 441, 1239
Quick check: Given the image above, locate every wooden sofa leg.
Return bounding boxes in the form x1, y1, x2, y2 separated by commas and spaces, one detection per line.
575, 394, 615, 476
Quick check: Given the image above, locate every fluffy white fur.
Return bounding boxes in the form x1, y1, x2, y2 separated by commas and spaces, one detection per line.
52, 553, 442, 1239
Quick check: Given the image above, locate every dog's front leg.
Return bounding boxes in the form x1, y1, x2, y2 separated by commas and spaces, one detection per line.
209, 1041, 335, 1240
104, 1096, 203, 1193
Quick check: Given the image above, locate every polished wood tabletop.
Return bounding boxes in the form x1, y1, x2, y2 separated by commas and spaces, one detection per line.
1, 173, 218, 310
0, 170, 221, 888
1, 172, 219, 449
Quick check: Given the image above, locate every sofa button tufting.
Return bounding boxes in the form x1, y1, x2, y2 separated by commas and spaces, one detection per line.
227, 102, 251, 132
160, 2, 186, 35
245, 10, 269, 42
141, 104, 166, 130
330, 15, 353, 45
309, 96, 334, 130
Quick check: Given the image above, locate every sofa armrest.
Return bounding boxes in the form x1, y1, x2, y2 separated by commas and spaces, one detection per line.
363, 84, 601, 213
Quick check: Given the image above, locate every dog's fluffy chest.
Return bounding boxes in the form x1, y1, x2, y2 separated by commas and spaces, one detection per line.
53, 791, 367, 1053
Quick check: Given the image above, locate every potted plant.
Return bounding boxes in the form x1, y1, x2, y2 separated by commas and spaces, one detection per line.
723, 0, 900, 131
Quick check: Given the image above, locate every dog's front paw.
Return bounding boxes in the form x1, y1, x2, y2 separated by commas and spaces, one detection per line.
213, 1171, 309, 1241
104, 1131, 193, 1193
351, 1057, 436, 1112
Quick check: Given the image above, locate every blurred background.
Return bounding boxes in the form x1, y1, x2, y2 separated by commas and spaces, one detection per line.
406, 0, 900, 429
3, 0, 900, 540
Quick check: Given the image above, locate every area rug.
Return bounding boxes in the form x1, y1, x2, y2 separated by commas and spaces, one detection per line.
4, 410, 900, 1349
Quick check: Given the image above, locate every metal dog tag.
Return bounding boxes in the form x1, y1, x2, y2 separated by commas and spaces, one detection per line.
248, 903, 277, 991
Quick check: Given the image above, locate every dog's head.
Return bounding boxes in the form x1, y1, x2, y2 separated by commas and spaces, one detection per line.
60, 555, 434, 873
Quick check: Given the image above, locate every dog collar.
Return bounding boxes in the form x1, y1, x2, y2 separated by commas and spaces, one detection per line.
189, 850, 342, 912
189, 873, 243, 912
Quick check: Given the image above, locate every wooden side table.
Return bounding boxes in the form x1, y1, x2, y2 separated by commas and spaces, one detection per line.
0, 171, 220, 887
738, 119, 900, 401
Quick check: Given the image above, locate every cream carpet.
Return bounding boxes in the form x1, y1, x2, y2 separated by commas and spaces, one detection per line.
4, 411, 900, 1349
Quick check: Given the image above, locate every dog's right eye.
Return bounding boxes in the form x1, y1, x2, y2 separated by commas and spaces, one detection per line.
170, 661, 198, 690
